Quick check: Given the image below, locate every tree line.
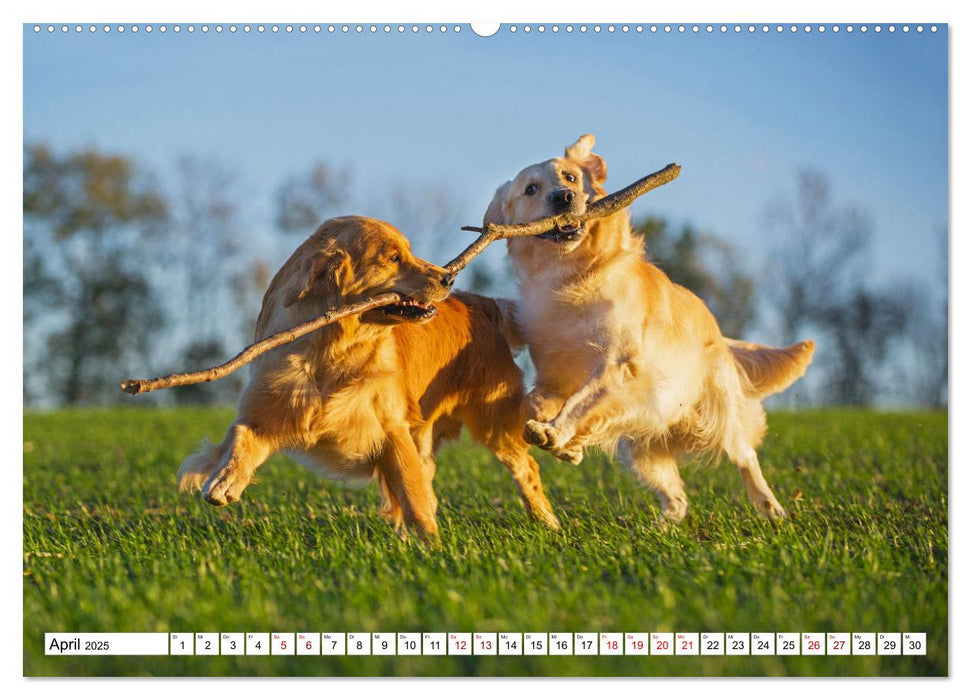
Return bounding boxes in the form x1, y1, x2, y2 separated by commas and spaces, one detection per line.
23, 145, 946, 408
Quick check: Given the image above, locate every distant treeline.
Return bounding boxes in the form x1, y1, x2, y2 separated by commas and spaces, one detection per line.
23, 144, 946, 408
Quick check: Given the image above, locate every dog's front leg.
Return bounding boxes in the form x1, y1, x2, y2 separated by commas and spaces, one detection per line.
524, 388, 584, 464
523, 389, 584, 464
201, 423, 276, 506
525, 388, 566, 424
524, 356, 632, 457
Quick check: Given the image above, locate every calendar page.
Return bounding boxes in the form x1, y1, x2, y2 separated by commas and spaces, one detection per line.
21, 4, 948, 680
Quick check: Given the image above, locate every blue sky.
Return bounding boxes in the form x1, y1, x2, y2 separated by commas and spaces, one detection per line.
23, 24, 947, 293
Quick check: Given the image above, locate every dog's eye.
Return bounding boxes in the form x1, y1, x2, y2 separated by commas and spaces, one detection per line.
389, 253, 401, 264
524, 183, 539, 196
564, 172, 577, 183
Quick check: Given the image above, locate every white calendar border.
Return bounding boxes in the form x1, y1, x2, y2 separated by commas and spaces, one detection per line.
8, 0, 964, 698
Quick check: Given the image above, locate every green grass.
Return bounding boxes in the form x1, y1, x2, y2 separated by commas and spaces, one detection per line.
23, 407, 946, 676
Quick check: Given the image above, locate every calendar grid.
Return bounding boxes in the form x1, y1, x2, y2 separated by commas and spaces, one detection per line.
44, 632, 927, 657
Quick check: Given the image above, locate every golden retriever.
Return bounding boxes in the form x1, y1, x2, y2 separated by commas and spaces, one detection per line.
484, 134, 814, 521
177, 215, 559, 537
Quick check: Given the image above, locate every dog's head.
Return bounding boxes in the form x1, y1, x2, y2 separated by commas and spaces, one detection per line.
484, 134, 608, 254
277, 216, 453, 325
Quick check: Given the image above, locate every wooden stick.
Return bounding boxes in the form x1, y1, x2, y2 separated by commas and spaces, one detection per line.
443, 162, 681, 273
121, 162, 681, 395
120, 292, 402, 395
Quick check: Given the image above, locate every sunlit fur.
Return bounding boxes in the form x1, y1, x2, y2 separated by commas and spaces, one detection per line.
177, 216, 559, 538
485, 134, 815, 521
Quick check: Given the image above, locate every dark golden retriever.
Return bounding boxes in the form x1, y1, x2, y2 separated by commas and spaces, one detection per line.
178, 216, 559, 537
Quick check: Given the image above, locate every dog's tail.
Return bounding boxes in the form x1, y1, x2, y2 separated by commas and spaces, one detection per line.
176, 439, 223, 493
492, 297, 527, 353
725, 337, 815, 399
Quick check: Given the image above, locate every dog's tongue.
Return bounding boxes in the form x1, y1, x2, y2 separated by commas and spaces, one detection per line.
558, 223, 579, 234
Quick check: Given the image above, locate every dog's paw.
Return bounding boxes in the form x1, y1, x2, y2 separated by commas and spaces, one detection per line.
524, 419, 556, 448
757, 498, 787, 521
659, 495, 689, 523
529, 504, 562, 530
551, 445, 584, 465
202, 466, 251, 507
526, 421, 582, 464
524, 420, 570, 451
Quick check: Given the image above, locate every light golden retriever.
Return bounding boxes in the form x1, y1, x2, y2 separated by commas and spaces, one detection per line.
485, 134, 814, 521
177, 215, 559, 537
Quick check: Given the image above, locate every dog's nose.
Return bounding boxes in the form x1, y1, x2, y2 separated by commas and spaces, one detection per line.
440, 272, 456, 289
549, 189, 575, 211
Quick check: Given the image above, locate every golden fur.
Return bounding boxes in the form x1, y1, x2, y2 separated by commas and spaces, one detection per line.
485, 134, 814, 521
177, 216, 559, 537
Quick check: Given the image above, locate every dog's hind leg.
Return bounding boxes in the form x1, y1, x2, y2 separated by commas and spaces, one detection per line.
726, 444, 786, 520
201, 423, 276, 507
620, 438, 689, 523
465, 403, 561, 529
377, 426, 439, 539
413, 426, 439, 517
494, 446, 561, 530
719, 393, 785, 520
705, 354, 785, 520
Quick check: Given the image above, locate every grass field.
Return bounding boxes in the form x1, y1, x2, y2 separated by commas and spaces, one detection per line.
23, 407, 947, 676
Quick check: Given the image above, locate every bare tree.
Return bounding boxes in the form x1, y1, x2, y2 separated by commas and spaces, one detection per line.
275, 162, 351, 234
230, 259, 271, 313
49, 263, 163, 405
908, 297, 948, 407
383, 182, 463, 256
903, 236, 948, 407
816, 288, 912, 405
765, 168, 873, 345
636, 216, 756, 338
230, 258, 273, 340
381, 180, 505, 294
762, 168, 936, 407
23, 145, 167, 404
160, 157, 250, 404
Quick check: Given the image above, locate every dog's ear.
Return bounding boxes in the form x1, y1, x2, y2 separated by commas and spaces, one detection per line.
565, 133, 596, 160
565, 133, 607, 190
484, 181, 512, 226
283, 247, 350, 307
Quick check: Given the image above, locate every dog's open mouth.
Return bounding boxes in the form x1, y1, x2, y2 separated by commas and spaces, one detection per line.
378, 299, 438, 321
536, 222, 585, 242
